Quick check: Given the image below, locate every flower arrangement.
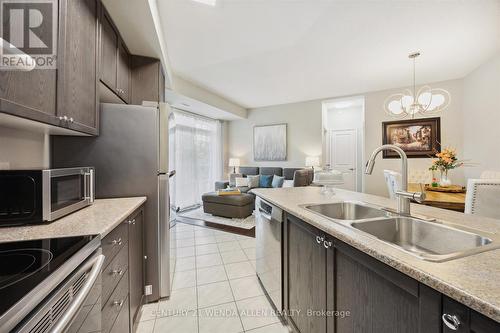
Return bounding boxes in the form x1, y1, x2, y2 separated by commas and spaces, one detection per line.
429, 148, 463, 172
429, 148, 465, 186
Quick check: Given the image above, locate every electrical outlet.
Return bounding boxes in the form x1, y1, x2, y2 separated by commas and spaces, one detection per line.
0, 162, 10, 170
144, 285, 153, 296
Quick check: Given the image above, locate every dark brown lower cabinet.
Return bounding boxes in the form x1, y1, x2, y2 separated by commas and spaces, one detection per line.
285, 214, 330, 333
283, 213, 500, 333
335, 241, 440, 333
128, 209, 145, 330
101, 206, 145, 333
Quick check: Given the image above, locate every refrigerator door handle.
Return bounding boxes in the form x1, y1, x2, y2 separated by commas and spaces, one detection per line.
158, 174, 171, 298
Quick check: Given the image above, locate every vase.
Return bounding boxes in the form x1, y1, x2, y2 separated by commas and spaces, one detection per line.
439, 170, 452, 187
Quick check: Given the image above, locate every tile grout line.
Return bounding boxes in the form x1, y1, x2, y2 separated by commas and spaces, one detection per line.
194, 226, 201, 333
221, 251, 246, 333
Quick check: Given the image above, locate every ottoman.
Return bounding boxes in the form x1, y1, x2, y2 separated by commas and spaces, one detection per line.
202, 192, 255, 218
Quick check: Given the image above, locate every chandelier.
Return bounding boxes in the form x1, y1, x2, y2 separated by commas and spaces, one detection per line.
384, 52, 451, 118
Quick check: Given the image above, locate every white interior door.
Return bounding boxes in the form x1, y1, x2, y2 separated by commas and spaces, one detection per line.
328, 129, 357, 191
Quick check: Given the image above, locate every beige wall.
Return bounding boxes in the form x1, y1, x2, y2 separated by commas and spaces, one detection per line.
227, 99, 323, 168
0, 127, 50, 169
462, 53, 500, 179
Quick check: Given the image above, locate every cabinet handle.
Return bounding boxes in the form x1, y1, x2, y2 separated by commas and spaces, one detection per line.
111, 238, 122, 246
111, 269, 124, 276
323, 240, 332, 249
316, 236, 324, 244
58, 115, 69, 121
127, 218, 136, 225
113, 300, 124, 307
69, 117, 74, 123
442, 314, 461, 330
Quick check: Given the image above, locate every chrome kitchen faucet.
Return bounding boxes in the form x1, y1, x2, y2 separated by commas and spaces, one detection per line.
365, 145, 425, 215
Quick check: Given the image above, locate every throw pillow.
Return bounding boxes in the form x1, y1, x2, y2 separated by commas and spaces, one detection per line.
259, 174, 273, 188
247, 175, 260, 189
235, 177, 249, 187
272, 175, 285, 188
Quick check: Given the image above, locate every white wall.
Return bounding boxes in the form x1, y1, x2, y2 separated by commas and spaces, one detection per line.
462, 53, 500, 179
227, 99, 323, 168
0, 127, 50, 169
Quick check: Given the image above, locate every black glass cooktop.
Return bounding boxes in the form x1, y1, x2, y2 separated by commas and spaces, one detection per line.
0, 236, 93, 317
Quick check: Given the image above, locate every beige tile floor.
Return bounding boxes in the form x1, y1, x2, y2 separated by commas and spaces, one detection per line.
136, 222, 291, 333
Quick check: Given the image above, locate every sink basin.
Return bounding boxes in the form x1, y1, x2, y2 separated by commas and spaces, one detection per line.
304, 202, 388, 221
351, 217, 497, 262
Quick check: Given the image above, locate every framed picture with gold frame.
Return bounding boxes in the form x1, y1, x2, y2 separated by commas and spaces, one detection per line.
382, 117, 441, 158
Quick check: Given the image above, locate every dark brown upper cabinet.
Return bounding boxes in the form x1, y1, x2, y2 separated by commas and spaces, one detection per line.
100, 12, 118, 90
117, 41, 131, 103
98, 7, 131, 104
0, 0, 99, 135
131, 56, 165, 105
57, 0, 100, 135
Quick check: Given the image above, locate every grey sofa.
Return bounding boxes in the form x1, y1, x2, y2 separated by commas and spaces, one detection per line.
214, 166, 313, 192
204, 166, 313, 219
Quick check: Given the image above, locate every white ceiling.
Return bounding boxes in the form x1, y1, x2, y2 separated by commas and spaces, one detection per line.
159, 0, 500, 109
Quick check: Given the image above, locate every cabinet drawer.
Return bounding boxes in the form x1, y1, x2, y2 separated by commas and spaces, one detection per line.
102, 243, 129, 304
102, 222, 128, 268
109, 296, 130, 333
102, 271, 129, 333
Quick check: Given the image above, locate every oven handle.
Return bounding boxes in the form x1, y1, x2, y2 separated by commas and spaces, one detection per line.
51, 254, 105, 333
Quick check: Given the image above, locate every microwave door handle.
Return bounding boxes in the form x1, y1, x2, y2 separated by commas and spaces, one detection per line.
51, 254, 105, 333
84, 170, 95, 203
89, 169, 94, 203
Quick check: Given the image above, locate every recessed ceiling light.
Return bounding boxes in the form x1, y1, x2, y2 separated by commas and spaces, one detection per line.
192, 0, 216, 6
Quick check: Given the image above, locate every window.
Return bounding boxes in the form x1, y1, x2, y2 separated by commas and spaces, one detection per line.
169, 111, 222, 210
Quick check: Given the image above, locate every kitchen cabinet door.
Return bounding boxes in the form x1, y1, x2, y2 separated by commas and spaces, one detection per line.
0, 0, 57, 123
0, 69, 57, 123
130, 55, 164, 105
57, 0, 99, 134
285, 214, 328, 333
442, 296, 500, 333
117, 41, 130, 103
334, 241, 440, 333
100, 12, 117, 90
128, 208, 145, 328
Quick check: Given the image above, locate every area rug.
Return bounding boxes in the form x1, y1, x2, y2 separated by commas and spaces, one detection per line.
179, 207, 255, 229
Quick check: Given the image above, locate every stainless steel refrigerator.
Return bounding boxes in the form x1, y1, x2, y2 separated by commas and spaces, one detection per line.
52, 102, 173, 301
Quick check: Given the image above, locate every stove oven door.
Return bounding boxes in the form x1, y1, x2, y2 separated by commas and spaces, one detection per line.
14, 251, 104, 333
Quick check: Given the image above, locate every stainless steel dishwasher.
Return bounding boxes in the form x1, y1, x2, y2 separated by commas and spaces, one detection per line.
255, 196, 283, 311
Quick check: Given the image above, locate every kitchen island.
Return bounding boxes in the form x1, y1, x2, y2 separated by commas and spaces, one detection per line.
253, 186, 500, 332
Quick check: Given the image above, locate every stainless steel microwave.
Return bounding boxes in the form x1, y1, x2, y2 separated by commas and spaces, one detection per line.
0, 167, 94, 226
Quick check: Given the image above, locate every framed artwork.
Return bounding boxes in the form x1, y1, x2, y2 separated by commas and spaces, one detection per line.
382, 117, 441, 158
253, 124, 287, 161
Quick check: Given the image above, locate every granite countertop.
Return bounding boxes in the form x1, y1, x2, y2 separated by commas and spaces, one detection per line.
252, 186, 500, 322
0, 197, 147, 243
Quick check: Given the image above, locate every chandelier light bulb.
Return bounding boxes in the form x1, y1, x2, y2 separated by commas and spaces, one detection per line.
384, 52, 451, 118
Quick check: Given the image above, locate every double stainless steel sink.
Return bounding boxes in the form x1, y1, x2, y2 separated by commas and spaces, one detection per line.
303, 202, 499, 262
